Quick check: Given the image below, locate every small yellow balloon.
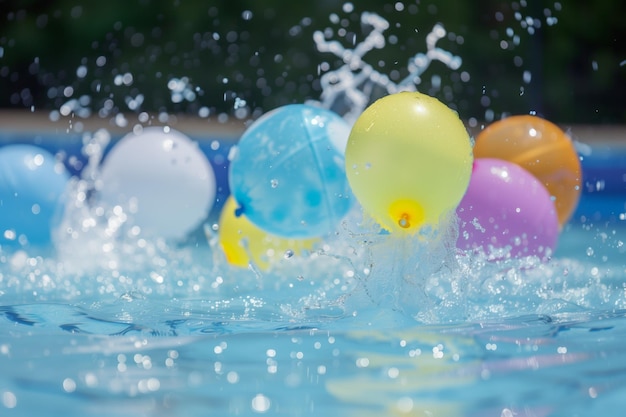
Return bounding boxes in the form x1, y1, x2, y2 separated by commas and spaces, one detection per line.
217, 196, 317, 269
345, 92, 473, 234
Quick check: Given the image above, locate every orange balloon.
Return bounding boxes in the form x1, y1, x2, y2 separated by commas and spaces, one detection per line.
473, 115, 581, 226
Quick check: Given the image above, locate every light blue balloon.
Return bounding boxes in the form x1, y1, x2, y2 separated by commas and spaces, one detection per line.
0, 144, 70, 247
229, 104, 353, 238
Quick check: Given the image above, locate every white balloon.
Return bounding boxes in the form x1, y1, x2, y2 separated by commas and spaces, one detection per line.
98, 127, 216, 240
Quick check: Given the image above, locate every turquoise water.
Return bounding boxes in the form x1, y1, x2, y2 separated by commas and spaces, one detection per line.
1, 133, 626, 416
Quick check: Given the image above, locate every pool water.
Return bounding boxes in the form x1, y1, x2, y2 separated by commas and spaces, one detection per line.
2, 228, 626, 417
1, 132, 626, 417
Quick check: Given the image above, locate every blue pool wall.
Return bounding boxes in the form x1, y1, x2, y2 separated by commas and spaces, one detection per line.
0, 129, 625, 227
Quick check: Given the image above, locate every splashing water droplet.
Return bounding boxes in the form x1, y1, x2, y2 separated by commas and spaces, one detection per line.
251, 394, 271, 413
312, 12, 462, 123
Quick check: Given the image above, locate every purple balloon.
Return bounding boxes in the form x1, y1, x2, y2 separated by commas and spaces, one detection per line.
456, 158, 559, 258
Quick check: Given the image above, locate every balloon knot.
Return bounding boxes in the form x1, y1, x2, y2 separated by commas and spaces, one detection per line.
388, 199, 425, 232
398, 213, 411, 229
234, 205, 245, 217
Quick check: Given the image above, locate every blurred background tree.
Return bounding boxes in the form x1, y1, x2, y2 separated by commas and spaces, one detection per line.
0, 0, 624, 124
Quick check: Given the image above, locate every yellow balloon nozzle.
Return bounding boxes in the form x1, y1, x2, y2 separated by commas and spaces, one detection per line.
398, 213, 411, 229
389, 199, 425, 232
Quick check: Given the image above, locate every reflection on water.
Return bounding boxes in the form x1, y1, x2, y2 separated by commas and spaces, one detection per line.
2, 295, 626, 416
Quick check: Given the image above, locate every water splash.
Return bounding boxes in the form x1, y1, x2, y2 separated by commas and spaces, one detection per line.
168, 76, 198, 104
313, 11, 462, 123
2, 5, 624, 327
483, 1, 563, 122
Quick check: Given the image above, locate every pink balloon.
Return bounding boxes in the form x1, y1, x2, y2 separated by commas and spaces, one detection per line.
456, 158, 559, 259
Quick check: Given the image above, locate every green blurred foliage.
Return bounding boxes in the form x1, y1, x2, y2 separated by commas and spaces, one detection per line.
0, 0, 624, 123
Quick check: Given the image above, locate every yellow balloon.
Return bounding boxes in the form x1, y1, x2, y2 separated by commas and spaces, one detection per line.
217, 196, 317, 269
345, 92, 473, 234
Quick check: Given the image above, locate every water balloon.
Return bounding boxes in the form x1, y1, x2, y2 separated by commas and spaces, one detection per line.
228, 104, 353, 238
0, 144, 70, 247
345, 91, 473, 234
217, 196, 317, 269
97, 127, 216, 240
473, 115, 581, 226
457, 158, 559, 259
